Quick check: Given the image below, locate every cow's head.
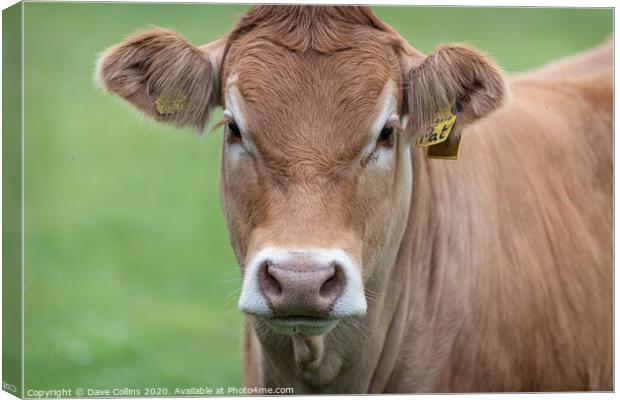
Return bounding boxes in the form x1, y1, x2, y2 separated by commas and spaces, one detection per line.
97, 6, 505, 337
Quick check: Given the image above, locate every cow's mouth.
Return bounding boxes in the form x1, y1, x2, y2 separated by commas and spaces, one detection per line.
264, 316, 339, 336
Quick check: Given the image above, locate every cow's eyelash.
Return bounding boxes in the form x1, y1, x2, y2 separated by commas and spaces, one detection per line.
385, 121, 403, 134
213, 115, 243, 145
211, 115, 231, 132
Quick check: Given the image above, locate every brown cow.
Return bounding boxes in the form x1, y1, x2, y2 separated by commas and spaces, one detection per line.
96, 5, 612, 393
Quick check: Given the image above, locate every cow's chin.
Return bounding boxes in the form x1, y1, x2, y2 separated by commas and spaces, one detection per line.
263, 316, 340, 336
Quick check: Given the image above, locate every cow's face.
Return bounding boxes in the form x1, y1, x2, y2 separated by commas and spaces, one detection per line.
97, 6, 505, 337
219, 34, 412, 335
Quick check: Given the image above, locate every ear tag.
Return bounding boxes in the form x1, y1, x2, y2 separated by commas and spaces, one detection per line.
414, 108, 457, 148
155, 94, 186, 116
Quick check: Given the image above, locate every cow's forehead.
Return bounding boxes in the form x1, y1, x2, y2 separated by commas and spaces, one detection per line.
222, 38, 402, 165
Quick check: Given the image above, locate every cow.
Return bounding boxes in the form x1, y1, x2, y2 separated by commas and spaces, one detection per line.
96, 5, 613, 393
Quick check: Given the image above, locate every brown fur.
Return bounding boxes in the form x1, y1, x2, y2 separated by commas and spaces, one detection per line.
224, 5, 400, 54
96, 6, 612, 393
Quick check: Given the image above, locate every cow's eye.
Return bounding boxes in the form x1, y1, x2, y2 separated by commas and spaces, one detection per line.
377, 126, 395, 148
227, 119, 242, 144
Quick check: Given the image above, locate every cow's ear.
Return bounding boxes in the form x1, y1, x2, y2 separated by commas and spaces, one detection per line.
405, 44, 507, 138
96, 28, 225, 131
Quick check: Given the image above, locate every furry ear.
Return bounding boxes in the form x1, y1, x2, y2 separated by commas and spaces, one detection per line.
96, 27, 224, 131
406, 44, 507, 137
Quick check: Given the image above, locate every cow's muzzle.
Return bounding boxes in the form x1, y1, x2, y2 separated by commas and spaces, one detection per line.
238, 248, 367, 336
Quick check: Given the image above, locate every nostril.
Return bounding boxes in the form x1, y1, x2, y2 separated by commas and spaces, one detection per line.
259, 262, 282, 298
319, 263, 345, 300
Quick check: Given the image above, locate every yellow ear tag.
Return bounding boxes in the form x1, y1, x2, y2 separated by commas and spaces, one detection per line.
414, 107, 462, 160
155, 94, 186, 116
415, 108, 457, 148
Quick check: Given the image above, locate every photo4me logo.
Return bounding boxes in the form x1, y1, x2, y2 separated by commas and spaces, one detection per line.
2, 381, 17, 393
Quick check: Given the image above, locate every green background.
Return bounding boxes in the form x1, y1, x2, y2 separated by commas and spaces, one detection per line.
21, 3, 612, 392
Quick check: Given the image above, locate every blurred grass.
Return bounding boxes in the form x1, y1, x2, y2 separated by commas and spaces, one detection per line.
22, 3, 611, 392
